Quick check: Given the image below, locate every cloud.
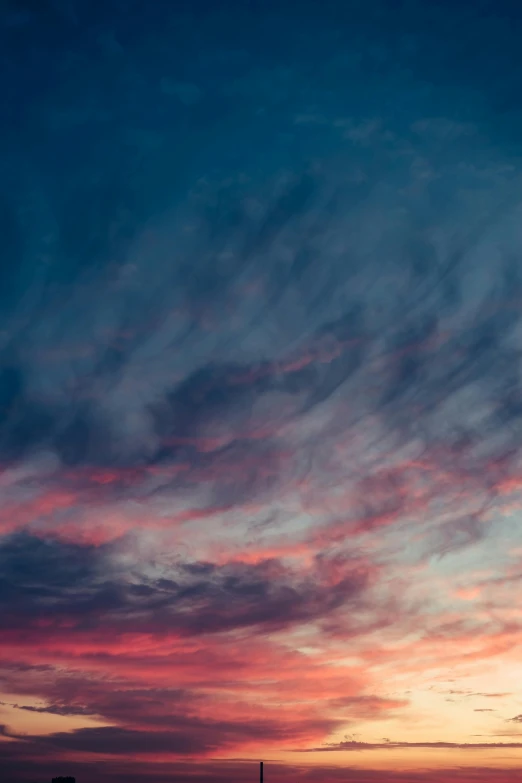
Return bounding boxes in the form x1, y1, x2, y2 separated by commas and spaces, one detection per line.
303, 739, 522, 752
0, 532, 374, 638
327, 695, 408, 718
4, 2, 522, 781
2, 711, 339, 756
0, 700, 94, 717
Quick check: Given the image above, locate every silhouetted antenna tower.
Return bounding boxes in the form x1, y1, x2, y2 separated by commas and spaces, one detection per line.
260, 761, 264, 783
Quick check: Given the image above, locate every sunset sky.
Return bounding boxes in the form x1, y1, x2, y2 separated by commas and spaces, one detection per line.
2, 1, 522, 782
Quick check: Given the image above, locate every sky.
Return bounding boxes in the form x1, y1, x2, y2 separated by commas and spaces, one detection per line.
2, 1, 522, 781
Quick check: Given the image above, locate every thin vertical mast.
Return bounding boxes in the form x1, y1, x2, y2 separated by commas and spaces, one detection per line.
260, 761, 264, 783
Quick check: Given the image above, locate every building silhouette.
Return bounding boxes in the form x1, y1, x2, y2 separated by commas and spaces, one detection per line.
52, 778, 75, 783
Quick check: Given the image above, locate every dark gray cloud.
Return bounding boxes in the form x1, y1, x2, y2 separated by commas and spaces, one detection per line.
0, 700, 94, 716
0, 712, 338, 756
0, 533, 371, 636
0, 673, 205, 730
